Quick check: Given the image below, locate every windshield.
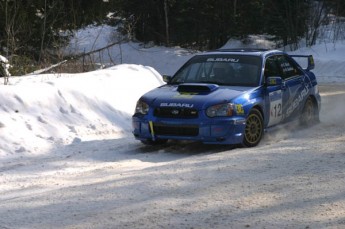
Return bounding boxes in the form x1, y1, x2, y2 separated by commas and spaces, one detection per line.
171, 54, 262, 87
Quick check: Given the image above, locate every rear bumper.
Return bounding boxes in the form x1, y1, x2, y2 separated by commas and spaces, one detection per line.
132, 116, 246, 145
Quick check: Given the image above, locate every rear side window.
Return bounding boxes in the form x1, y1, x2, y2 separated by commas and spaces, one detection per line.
264, 55, 302, 80
276, 55, 302, 79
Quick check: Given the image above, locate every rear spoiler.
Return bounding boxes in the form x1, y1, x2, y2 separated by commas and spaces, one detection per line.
289, 54, 315, 71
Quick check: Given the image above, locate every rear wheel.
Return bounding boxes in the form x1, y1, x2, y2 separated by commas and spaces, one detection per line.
243, 109, 264, 147
300, 97, 318, 126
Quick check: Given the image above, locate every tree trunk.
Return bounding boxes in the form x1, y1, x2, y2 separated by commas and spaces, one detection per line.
164, 0, 170, 46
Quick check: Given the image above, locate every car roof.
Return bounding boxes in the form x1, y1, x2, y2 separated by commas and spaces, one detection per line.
199, 48, 283, 57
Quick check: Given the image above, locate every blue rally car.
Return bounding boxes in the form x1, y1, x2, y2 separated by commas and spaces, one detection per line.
132, 49, 321, 147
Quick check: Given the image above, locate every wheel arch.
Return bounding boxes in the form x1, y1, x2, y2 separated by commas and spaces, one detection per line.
308, 94, 320, 112
247, 103, 268, 128
250, 104, 265, 121
305, 94, 320, 121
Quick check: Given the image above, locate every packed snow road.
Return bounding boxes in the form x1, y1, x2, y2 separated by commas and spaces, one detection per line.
1, 84, 345, 229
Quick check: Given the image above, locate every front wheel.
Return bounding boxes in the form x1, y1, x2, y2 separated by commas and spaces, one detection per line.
243, 109, 264, 147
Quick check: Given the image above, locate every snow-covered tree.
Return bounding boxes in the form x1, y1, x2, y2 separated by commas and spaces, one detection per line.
0, 55, 11, 85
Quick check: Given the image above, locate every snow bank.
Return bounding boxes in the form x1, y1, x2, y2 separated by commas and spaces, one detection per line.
289, 41, 345, 83
0, 64, 164, 159
64, 25, 192, 76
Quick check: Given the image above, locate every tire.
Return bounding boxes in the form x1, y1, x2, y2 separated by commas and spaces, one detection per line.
299, 97, 318, 127
140, 139, 168, 146
243, 109, 264, 147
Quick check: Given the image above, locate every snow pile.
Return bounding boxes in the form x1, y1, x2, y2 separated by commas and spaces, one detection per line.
0, 64, 164, 159
64, 24, 345, 80
221, 35, 276, 50
64, 24, 193, 76
291, 41, 345, 82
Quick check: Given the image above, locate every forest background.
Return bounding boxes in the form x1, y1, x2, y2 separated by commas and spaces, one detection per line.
1, 0, 345, 75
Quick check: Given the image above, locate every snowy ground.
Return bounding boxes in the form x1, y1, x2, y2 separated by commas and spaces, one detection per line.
1, 84, 345, 229
1, 26, 345, 228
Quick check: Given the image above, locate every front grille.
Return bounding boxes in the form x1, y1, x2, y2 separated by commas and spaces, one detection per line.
153, 123, 199, 136
154, 108, 198, 118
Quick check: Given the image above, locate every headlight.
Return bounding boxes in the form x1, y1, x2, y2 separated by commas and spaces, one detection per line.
206, 103, 234, 117
135, 100, 149, 115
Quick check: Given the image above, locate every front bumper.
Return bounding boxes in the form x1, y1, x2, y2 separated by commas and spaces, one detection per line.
132, 115, 246, 145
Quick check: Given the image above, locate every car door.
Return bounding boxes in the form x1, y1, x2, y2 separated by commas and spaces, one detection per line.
275, 55, 309, 122
264, 55, 285, 127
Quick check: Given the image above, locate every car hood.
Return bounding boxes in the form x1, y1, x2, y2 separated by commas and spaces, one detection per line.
142, 83, 254, 110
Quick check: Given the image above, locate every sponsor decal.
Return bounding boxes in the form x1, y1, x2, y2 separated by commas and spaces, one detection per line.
269, 90, 282, 102
207, 58, 239, 63
160, 102, 194, 108
285, 86, 309, 118
268, 78, 277, 85
280, 62, 294, 73
235, 104, 245, 115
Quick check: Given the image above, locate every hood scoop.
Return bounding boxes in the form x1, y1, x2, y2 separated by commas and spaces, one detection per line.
177, 83, 219, 93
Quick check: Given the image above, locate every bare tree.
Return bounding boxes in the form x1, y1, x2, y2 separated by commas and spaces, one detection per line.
164, 0, 170, 46
3, 0, 20, 56
306, 1, 329, 47
39, 0, 48, 63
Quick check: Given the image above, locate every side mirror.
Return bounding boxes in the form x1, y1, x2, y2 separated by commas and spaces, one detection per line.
162, 75, 172, 83
266, 76, 283, 86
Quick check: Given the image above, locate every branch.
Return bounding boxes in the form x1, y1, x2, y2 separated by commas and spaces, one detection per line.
25, 60, 67, 75
65, 38, 129, 61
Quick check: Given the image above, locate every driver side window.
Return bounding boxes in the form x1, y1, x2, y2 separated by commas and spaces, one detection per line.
264, 56, 280, 78
264, 55, 302, 81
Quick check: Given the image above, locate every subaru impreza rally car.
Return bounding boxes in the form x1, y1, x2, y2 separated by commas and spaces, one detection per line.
132, 49, 321, 147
